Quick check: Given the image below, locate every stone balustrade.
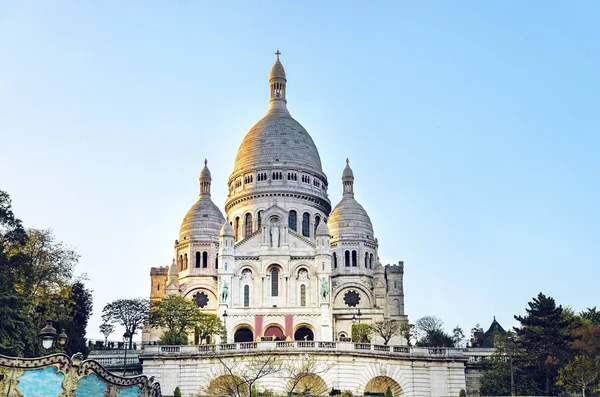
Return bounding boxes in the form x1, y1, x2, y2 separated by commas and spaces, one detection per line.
141, 341, 465, 359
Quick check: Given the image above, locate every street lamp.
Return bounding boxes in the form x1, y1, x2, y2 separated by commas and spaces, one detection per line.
39, 319, 68, 350
222, 311, 228, 343
351, 314, 357, 325
357, 309, 362, 324
122, 331, 132, 376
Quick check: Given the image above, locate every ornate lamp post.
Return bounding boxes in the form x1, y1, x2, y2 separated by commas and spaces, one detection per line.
357, 309, 362, 324
38, 319, 68, 350
122, 331, 132, 376
222, 310, 228, 343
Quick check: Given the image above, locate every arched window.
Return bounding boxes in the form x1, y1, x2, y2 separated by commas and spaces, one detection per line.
302, 212, 310, 237
157, 283, 160, 291
215, 256, 218, 269
344, 251, 350, 267
300, 285, 306, 306
364, 252, 368, 268
370, 253, 373, 269
271, 268, 279, 297
178, 255, 183, 271
195, 252, 201, 268
333, 252, 337, 269
184, 254, 188, 270
244, 213, 252, 237
288, 210, 297, 232
234, 217, 240, 242
314, 215, 321, 236
352, 251, 357, 267
202, 251, 208, 268
244, 285, 250, 307
257, 211, 262, 229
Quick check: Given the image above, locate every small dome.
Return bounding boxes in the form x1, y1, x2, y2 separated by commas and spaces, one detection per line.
179, 197, 225, 242
328, 197, 374, 240
220, 220, 234, 237
328, 160, 375, 241
316, 220, 330, 236
199, 159, 211, 181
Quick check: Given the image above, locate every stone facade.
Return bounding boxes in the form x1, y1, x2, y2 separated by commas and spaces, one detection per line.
144, 53, 408, 345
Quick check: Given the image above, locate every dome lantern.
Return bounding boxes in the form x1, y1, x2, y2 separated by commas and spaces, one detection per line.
269, 50, 287, 109
342, 158, 355, 196
199, 159, 212, 196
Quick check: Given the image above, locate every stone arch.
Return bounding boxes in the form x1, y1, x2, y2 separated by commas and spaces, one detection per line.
208, 375, 249, 397
286, 373, 328, 396
294, 324, 315, 341
264, 324, 285, 340
364, 376, 402, 397
233, 324, 254, 342
182, 288, 218, 310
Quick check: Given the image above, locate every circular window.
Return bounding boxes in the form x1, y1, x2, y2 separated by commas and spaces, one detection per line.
344, 290, 360, 307
194, 292, 209, 308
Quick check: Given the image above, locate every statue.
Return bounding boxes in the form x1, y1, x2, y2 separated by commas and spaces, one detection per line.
271, 224, 280, 247
221, 280, 229, 302
320, 277, 329, 299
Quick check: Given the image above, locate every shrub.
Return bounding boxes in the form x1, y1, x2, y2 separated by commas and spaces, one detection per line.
458, 389, 466, 397
341, 390, 353, 397
174, 386, 182, 397
385, 386, 393, 397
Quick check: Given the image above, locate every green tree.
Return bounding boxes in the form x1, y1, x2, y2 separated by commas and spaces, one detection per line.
102, 298, 149, 349
556, 355, 600, 397
514, 293, 573, 396
581, 307, 600, 326
174, 386, 182, 397
195, 312, 226, 345
149, 295, 203, 344
61, 279, 93, 357
351, 323, 372, 343
385, 386, 393, 397
371, 319, 402, 345
452, 326, 465, 347
99, 322, 115, 347
458, 389, 466, 397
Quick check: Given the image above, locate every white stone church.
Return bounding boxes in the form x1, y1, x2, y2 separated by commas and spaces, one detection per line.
145, 52, 408, 345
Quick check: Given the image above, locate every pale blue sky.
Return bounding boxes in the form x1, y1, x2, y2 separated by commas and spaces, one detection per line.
1, 1, 598, 341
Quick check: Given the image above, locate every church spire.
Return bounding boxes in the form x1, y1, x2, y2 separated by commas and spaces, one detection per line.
342, 158, 355, 196
199, 159, 212, 197
269, 50, 287, 109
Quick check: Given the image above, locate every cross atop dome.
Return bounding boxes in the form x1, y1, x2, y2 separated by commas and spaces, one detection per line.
275, 49, 281, 61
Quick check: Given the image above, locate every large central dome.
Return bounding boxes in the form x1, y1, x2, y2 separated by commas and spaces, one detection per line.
225, 52, 330, 216
233, 107, 323, 173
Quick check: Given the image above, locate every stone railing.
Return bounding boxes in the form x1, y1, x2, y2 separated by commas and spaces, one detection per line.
141, 341, 465, 359
92, 356, 142, 367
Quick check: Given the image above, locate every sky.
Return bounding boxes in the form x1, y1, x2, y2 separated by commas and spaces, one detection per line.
1, 1, 599, 342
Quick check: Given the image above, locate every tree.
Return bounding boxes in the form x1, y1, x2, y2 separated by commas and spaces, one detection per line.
195, 313, 226, 345
399, 322, 415, 346
556, 355, 600, 397
371, 320, 402, 345
149, 295, 204, 344
514, 293, 573, 396
351, 323, 372, 343
470, 324, 484, 347
385, 386, 393, 397
99, 322, 115, 347
206, 354, 283, 397
174, 386, 182, 397
452, 326, 465, 348
102, 298, 149, 349
414, 316, 454, 347
581, 307, 600, 326
282, 356, 333, 396
62, 279, 93, 357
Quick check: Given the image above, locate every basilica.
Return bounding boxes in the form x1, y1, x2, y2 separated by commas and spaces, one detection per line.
145, 53, 408, 344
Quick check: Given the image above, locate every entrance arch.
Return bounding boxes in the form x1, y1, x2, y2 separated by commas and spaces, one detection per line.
234, 327, 254, 342
264, 325, 285, 340
294, 326, 314, 341
364, 376, 402, 397
209, 375, 248, 397
287, 374, 328, 396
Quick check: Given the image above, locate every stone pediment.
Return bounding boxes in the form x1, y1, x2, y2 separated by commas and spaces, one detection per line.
234, 229, 263, 249
288, 230, 316, 250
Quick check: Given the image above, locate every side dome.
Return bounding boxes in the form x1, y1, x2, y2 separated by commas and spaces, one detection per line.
179, 161, 225, 242
327, 160, 375, 241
